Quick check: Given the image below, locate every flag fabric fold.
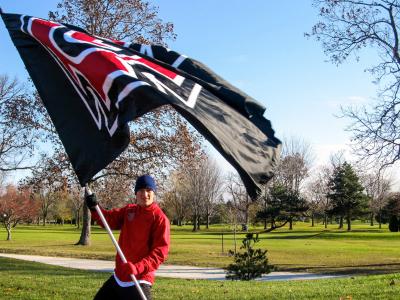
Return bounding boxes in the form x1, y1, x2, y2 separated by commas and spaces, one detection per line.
1, 12, 281, 199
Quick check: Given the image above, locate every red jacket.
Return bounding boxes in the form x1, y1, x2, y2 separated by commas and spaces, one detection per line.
92, 202, 170, 284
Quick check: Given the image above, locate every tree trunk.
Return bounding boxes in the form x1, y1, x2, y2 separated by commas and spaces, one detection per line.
196, 215, 201, 230
370, 213, 374, 226
346, 215, 351, 231
206, 213, 210, 229
76, 203, 91, 245
289, 218, 293, 230
77, 208, 81, 229
324, 214, 328, 229
311, 213, 315, 227
75, 209, 81, 229
263, 219, 267, 230
338, 216, 343, 229
192, 213, 197, 232
379, 212, 382, 229
5, 224, 11, 241
233, 223, 237, 254
245, 209, 249, 225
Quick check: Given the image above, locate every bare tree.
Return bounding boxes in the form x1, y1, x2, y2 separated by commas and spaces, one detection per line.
49, 0, 176, 45
201, 157, 223, 229
274, 136, 314, 229
277, 136, 314, 192
66, 185, 84, 228
0, 74, 37, 172
308, 0, 400, 169
160, 172, 192, 226
225, 172, 253, 226
180, 156, 207, 232
304, 179, 322, 227
360, 169, 392, 228
305, 166, 332, 227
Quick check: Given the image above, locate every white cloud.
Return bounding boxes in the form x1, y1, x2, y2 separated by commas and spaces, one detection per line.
312, 143, 352, 165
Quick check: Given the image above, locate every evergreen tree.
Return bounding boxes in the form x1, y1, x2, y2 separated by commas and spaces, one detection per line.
256, 184, 308, 232
383, 193, 400, 232
225, 233, 273, 280
328, 162, 367, 231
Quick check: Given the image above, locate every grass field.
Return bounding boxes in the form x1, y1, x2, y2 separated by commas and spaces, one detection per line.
0, 222, 399, 274
1, 257, 400, 299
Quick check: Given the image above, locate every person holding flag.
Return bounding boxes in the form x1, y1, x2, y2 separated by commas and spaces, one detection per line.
85, 175, 170, 300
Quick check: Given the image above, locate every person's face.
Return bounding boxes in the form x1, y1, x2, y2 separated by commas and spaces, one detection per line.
136, 188, 155, 207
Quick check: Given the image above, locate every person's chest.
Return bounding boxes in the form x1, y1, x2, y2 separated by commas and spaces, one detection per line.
122, 206, 155, 242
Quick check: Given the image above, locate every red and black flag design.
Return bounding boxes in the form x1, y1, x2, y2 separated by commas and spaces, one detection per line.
1, 12, 281, 199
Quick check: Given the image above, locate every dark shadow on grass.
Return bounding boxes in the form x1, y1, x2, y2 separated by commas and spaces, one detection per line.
29, 243, 76, 247
259, 232, 327, 240
277, 262, 400, 276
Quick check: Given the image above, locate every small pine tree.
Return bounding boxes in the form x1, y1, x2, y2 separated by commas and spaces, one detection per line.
225, 233, 273, 280
388, 215, 399, 232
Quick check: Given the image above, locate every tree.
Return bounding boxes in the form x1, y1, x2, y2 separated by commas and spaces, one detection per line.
225, 233, 273, 281
328, 162, 368, 231
66, 185, 84, 228
162, 154, 223, 229
182, 155, 217, 231
382, 192, 400, 230
160, 171, 192, 226
0, 75, 37, 172
276, 137, 313, 192
49, 0, 176, 45
21, 154, 68, 226
360, 170, 391, 228
274, 137, 313, 229
305, 167, 332, 228
308, 0, 400, 169
256, 184, 308, 233
201, 157, 223, 229
0, 185, 38, 240
226, 173, 253, 227
256, 184, 271, 230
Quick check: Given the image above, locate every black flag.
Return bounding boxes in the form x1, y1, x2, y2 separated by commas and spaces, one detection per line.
1, 12, 281, 199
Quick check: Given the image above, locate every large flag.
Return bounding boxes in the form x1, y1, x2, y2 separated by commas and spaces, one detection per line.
1, 12, 281, 199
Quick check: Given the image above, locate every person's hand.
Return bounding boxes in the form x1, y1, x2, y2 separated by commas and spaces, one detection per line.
121, 262, 137, 278
85, 193, 98, 211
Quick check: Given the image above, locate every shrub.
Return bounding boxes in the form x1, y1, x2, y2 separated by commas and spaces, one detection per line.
225, 233, 273, 280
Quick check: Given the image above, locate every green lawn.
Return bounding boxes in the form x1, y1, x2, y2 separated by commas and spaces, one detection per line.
1, 257, 400, 300
0, 222, 399, 274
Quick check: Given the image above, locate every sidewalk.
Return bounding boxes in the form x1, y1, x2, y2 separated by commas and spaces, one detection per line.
0, 253, 345, 281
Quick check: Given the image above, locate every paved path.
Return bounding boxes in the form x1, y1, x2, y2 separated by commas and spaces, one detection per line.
0, 253, 345, 281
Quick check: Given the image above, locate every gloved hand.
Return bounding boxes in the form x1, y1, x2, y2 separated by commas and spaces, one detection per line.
85, 192, 98, 211
121, 261, 138, 278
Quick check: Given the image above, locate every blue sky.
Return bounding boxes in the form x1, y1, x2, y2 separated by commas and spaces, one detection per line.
0, 1, 382, 173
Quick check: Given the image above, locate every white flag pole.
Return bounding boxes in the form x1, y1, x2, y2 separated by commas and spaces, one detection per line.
85, 186, 147, 300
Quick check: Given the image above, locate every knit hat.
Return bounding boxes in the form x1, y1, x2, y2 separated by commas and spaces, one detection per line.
134, 175, 157, 194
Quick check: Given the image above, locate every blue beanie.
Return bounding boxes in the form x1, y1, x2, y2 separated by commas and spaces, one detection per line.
134, 175, 157, 194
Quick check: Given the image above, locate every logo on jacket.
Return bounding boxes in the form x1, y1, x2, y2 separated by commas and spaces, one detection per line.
127, 212, 135, 222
